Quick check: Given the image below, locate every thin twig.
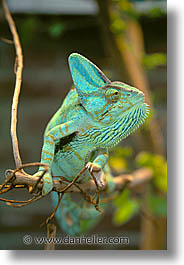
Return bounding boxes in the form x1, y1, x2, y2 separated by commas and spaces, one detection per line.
44, 224, 57, 250
13, 162, 48, 174
40, 193, 63, 227
0, 192, 41, 204
0, 36, 13, 44
2, 0, 23, 168
57, 167, 87, 193
40, 167, 88, 226
56, 174, 102, 213
6, 194, 43, 208
0, 185, 13, 195
74, 183, 102, 213
89, 171, 101, 212
0, 172, 15, 192
99, 193, 118, 204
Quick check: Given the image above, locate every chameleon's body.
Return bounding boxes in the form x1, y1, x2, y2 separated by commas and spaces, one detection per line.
34, 53, 149, 235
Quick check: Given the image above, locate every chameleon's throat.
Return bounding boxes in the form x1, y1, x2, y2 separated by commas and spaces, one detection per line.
89, 103, 150, 148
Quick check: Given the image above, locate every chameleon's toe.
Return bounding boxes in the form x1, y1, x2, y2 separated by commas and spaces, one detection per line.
86, 162, 105, 188
93, 170, 106, 188
86, 162, 101, 172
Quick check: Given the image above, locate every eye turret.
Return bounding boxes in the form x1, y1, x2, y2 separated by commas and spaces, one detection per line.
105, 88, 120, 102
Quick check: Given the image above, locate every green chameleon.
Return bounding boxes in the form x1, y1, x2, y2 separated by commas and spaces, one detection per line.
33, 53, 149, 235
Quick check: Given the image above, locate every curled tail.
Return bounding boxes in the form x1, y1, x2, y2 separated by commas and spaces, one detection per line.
51, 192, 102, 236
51, 167, 115, 236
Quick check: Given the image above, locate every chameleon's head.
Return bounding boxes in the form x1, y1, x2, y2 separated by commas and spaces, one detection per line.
100, 81, 146, 119
69, 53, 149, 132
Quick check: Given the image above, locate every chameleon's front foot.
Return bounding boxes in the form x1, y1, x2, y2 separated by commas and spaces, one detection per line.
33, 171, 53, 196
86, 162, 105, 189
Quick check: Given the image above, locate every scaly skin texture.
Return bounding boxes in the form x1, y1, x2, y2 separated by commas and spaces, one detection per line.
33, 53, 149, 235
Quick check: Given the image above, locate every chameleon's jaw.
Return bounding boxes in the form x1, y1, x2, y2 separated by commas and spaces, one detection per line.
121, 102, 150, 136
94, 102, 150, 149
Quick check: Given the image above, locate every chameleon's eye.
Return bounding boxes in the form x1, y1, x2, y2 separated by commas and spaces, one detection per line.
127, 93, 131, 97
105, 89, 119, 102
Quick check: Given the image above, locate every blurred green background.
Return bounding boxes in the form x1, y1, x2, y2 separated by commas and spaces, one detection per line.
0, 0, 167, 250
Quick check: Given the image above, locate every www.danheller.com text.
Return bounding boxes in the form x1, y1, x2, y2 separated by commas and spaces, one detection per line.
23, 234, 129, 245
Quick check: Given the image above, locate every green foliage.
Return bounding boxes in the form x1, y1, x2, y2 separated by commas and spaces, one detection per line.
112, 150, 167, 224
109, 146, 133, 173
110, 0, 138, 35
135, 152, 167, 217
148, 193, 167, 217
21, 17, 38, 44
147, 7, 165, 18
112, 151, 167, 223
48, 23, 65, 38
113, 189, 138, 225
118, 0, 138, 18
136, 152, 167, 193
114, 146, 133, 157
110, 15, 126, 35
143, 53, 167, 70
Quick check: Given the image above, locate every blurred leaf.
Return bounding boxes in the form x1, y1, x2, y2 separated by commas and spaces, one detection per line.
114, 0, 138, 19
110, 16, 126, 35
22, 17, 37, 32
109, 156, 127, 173
119, 0, 133, 12
113, 189, 138, 225
110, 0, 138, 34
154, 161, 167, 193
109, 146, 132, 173
113, 188, 130, 207
136, 152, 152, 167
112, 146, 133, 157
49, 23, 65, 38
147, 7, 165, 18
148, 193, 167, 217
143, 53, 167, 69
136, 152, 167, 193
21, 17, 38, 44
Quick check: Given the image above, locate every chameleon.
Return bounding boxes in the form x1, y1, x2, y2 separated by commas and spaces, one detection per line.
33, 53, 149, 236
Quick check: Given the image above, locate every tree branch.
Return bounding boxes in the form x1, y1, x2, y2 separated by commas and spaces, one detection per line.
2, 0, 23, 168
2, 167, 152, 194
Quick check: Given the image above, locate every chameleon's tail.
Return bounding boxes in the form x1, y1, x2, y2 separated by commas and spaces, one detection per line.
51, 166, 115, 236
51, 192, 102, 236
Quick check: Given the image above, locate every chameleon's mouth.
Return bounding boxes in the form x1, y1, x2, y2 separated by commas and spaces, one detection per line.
100, 104, 114, 119
101, 110, 109, 117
